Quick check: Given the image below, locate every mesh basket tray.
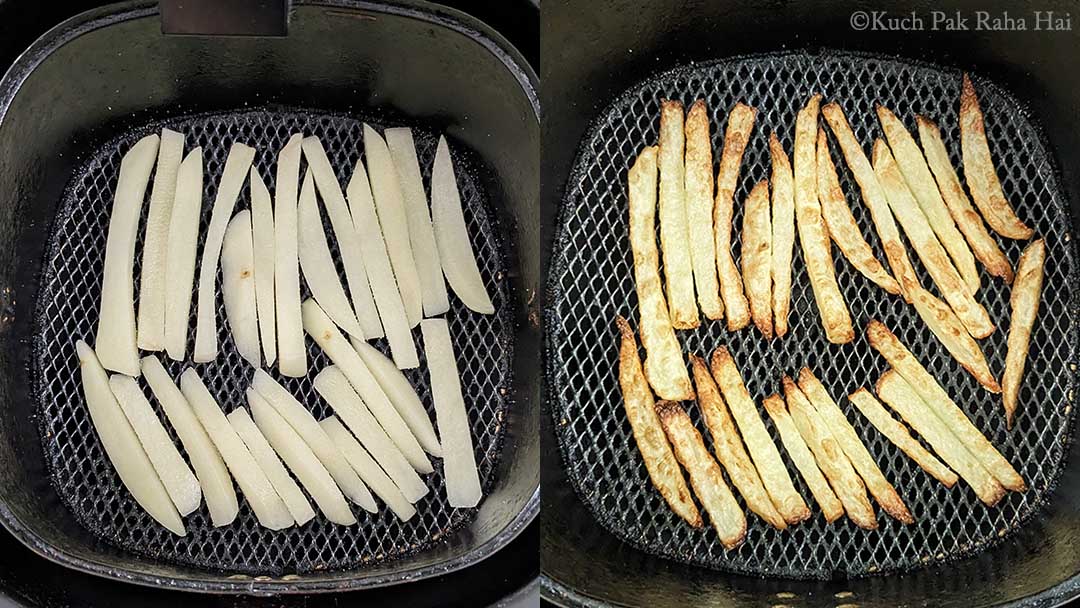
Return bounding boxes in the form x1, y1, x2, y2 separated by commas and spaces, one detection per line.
33, 108, 513, 575
547, 50, 1080, 579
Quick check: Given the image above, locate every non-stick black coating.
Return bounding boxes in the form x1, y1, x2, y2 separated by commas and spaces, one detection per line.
540, 0, 1080, 606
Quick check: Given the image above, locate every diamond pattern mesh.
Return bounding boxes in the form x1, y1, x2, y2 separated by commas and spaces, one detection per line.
33, 108, 513, 575
547, 51, 1080, 578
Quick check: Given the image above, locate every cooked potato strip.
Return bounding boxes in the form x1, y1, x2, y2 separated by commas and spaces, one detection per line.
908, 283, 1000, 392
684, 100, 723, 320
714, 103, 755, 330
1003, 239, 1046, 428
762, 394, 844, 522
741, 180, 773, 339
769, 133, 796, 337
658, 100, 699, 328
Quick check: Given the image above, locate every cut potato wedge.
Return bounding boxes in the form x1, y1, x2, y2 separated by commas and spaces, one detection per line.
714, 103, 756, 331
1003, 239, 1046, 428
741, 180, 773, 339
274, 134, 308, 377
657, 100, 698, 329
221, 210, 261, 366
353, 339, 442, 456
249, 167, 277, 365
164, 148, 204, 361
908, 282, 1000, 392
321, 416, 417, 521
227, 406, 316, 526
762, 393, 843, 522
769, 133, 796, 337
684, 100, 723, 321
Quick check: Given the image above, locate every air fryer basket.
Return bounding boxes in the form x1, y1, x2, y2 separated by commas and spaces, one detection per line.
0, 0, 538, 594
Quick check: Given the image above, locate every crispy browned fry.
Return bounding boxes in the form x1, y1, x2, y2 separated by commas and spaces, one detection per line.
658, 101, 699, 329
877, 105, 980, 294
627, 148, 694, 400
873, 140, 996, 339
1003, 239, 1046, 428
959, 74, 1034, 240
916, 115, 1013, 283
848, 388, 958, 487
815, 127, 901, 294
797, 368, 913, 524
908, 283, 1000, 393
876, 370, 1006, 506
742, 180, 773, 339
822, 102, 919, 301
690, 356, 786, 529
616, 316, 701, 527
762, 394, 844, 522
769, 133, 796, 337
655, 400, 747, 548
783, 377, 876, 530
684, 100, 724, 320
713, 103, 755, 331
710, 347, 810, 524
867, 320, 1025, 492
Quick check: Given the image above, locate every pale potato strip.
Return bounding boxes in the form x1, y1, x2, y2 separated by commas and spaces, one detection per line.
1003, 239, 1046, 428
249, 167, 277, 365
908, 283, 1000, 392
816, 127, 900, 294
353, 339, 442, 456
220, 211, 261, 367
959, 74, 1034, 240
164, 148, 204, 362
876, 370, 1005, 505
917, 115, 1013, 282
227, 406, 316, 526
274, 134, 307, 377
627, 147, 693, 401
657, 100, 699, 328
655, 400, 746, 548
137, 128, 184, 352
762, 393, 844, 522
741, 180, 773, 339
690, 355, 785, 529
684, 100, 723, 320
615, 316, 701, 527
713, 103, 755, 330
768, 133, 796, 337
867, 320, 1025, 491
320, 416, 417, 521
710, 347, 809, 524
848, 388, 958, 487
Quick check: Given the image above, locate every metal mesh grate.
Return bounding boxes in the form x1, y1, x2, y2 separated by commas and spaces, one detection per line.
547, 50, 1080, 579
33, 108, 513, 575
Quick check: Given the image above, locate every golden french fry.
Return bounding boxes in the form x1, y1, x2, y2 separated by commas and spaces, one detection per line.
714, 103, 755, 330
873, 140, 996, 339
867, 320, 1025, 492
876, 370, 1006, 506
1003, 239, 1046, 428
627, 147, 694, 400
762, 394, 844, 522
908, 283, 1000, 393
684, 100, 724, 320
658, 100, 699, 329
742, 180, 773, 339
959, 74, 1034, 240
798, 368, 913, 524
816, 127, 901, 294
690, 356, 786, 529
616, 316, 701, 527
655, 400, 747, 548
769, 133, 796, 337
848, 388, 958, 487
916, 115, 1013, 283
710, 347, 810, 524
794, 95, 854, 344
877, 105, 980, 294
783, 377, 876, 530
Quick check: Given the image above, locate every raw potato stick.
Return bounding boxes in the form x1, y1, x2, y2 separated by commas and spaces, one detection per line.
274, 134, 308, 377
655, 400, 747, 549
741, 180, 773, 338
220, 211, 261, 366
77, 342, 185, 535
320, 416, 417, 521
848, 388, 958, 487
876, 370, 1005, 505
249, 167, 277, 364
710, 347, 809, 524
713, 103, 755, 330
768, 133, 796, 336
385, 127, 449, 316
873, 141, 995, 339
816, 127, 900, 294
626, 147, 694, 400
917, 115, 1013, 282
137, 128, 184, 352
959, 74, 1034, 240
421, 318, 484, 508
615, 316, 701, 527
353, 339, 442, 456
794, 95, 854, 344
867, 320, 1025, 491
193, 142, 256, 363
1003, 239, 1046, 428
908, 282, 1000, 392
877, 105, 980, 293
228, 406, 316, 526
657, 100, 699, 329
110, 374, 202, 516
684, 100, 723, 320
97, 134, 160, 376
798, 369, 913, 524
762, 394, 844, 522
690, 356, 786, 529
164, 148, 204, 361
